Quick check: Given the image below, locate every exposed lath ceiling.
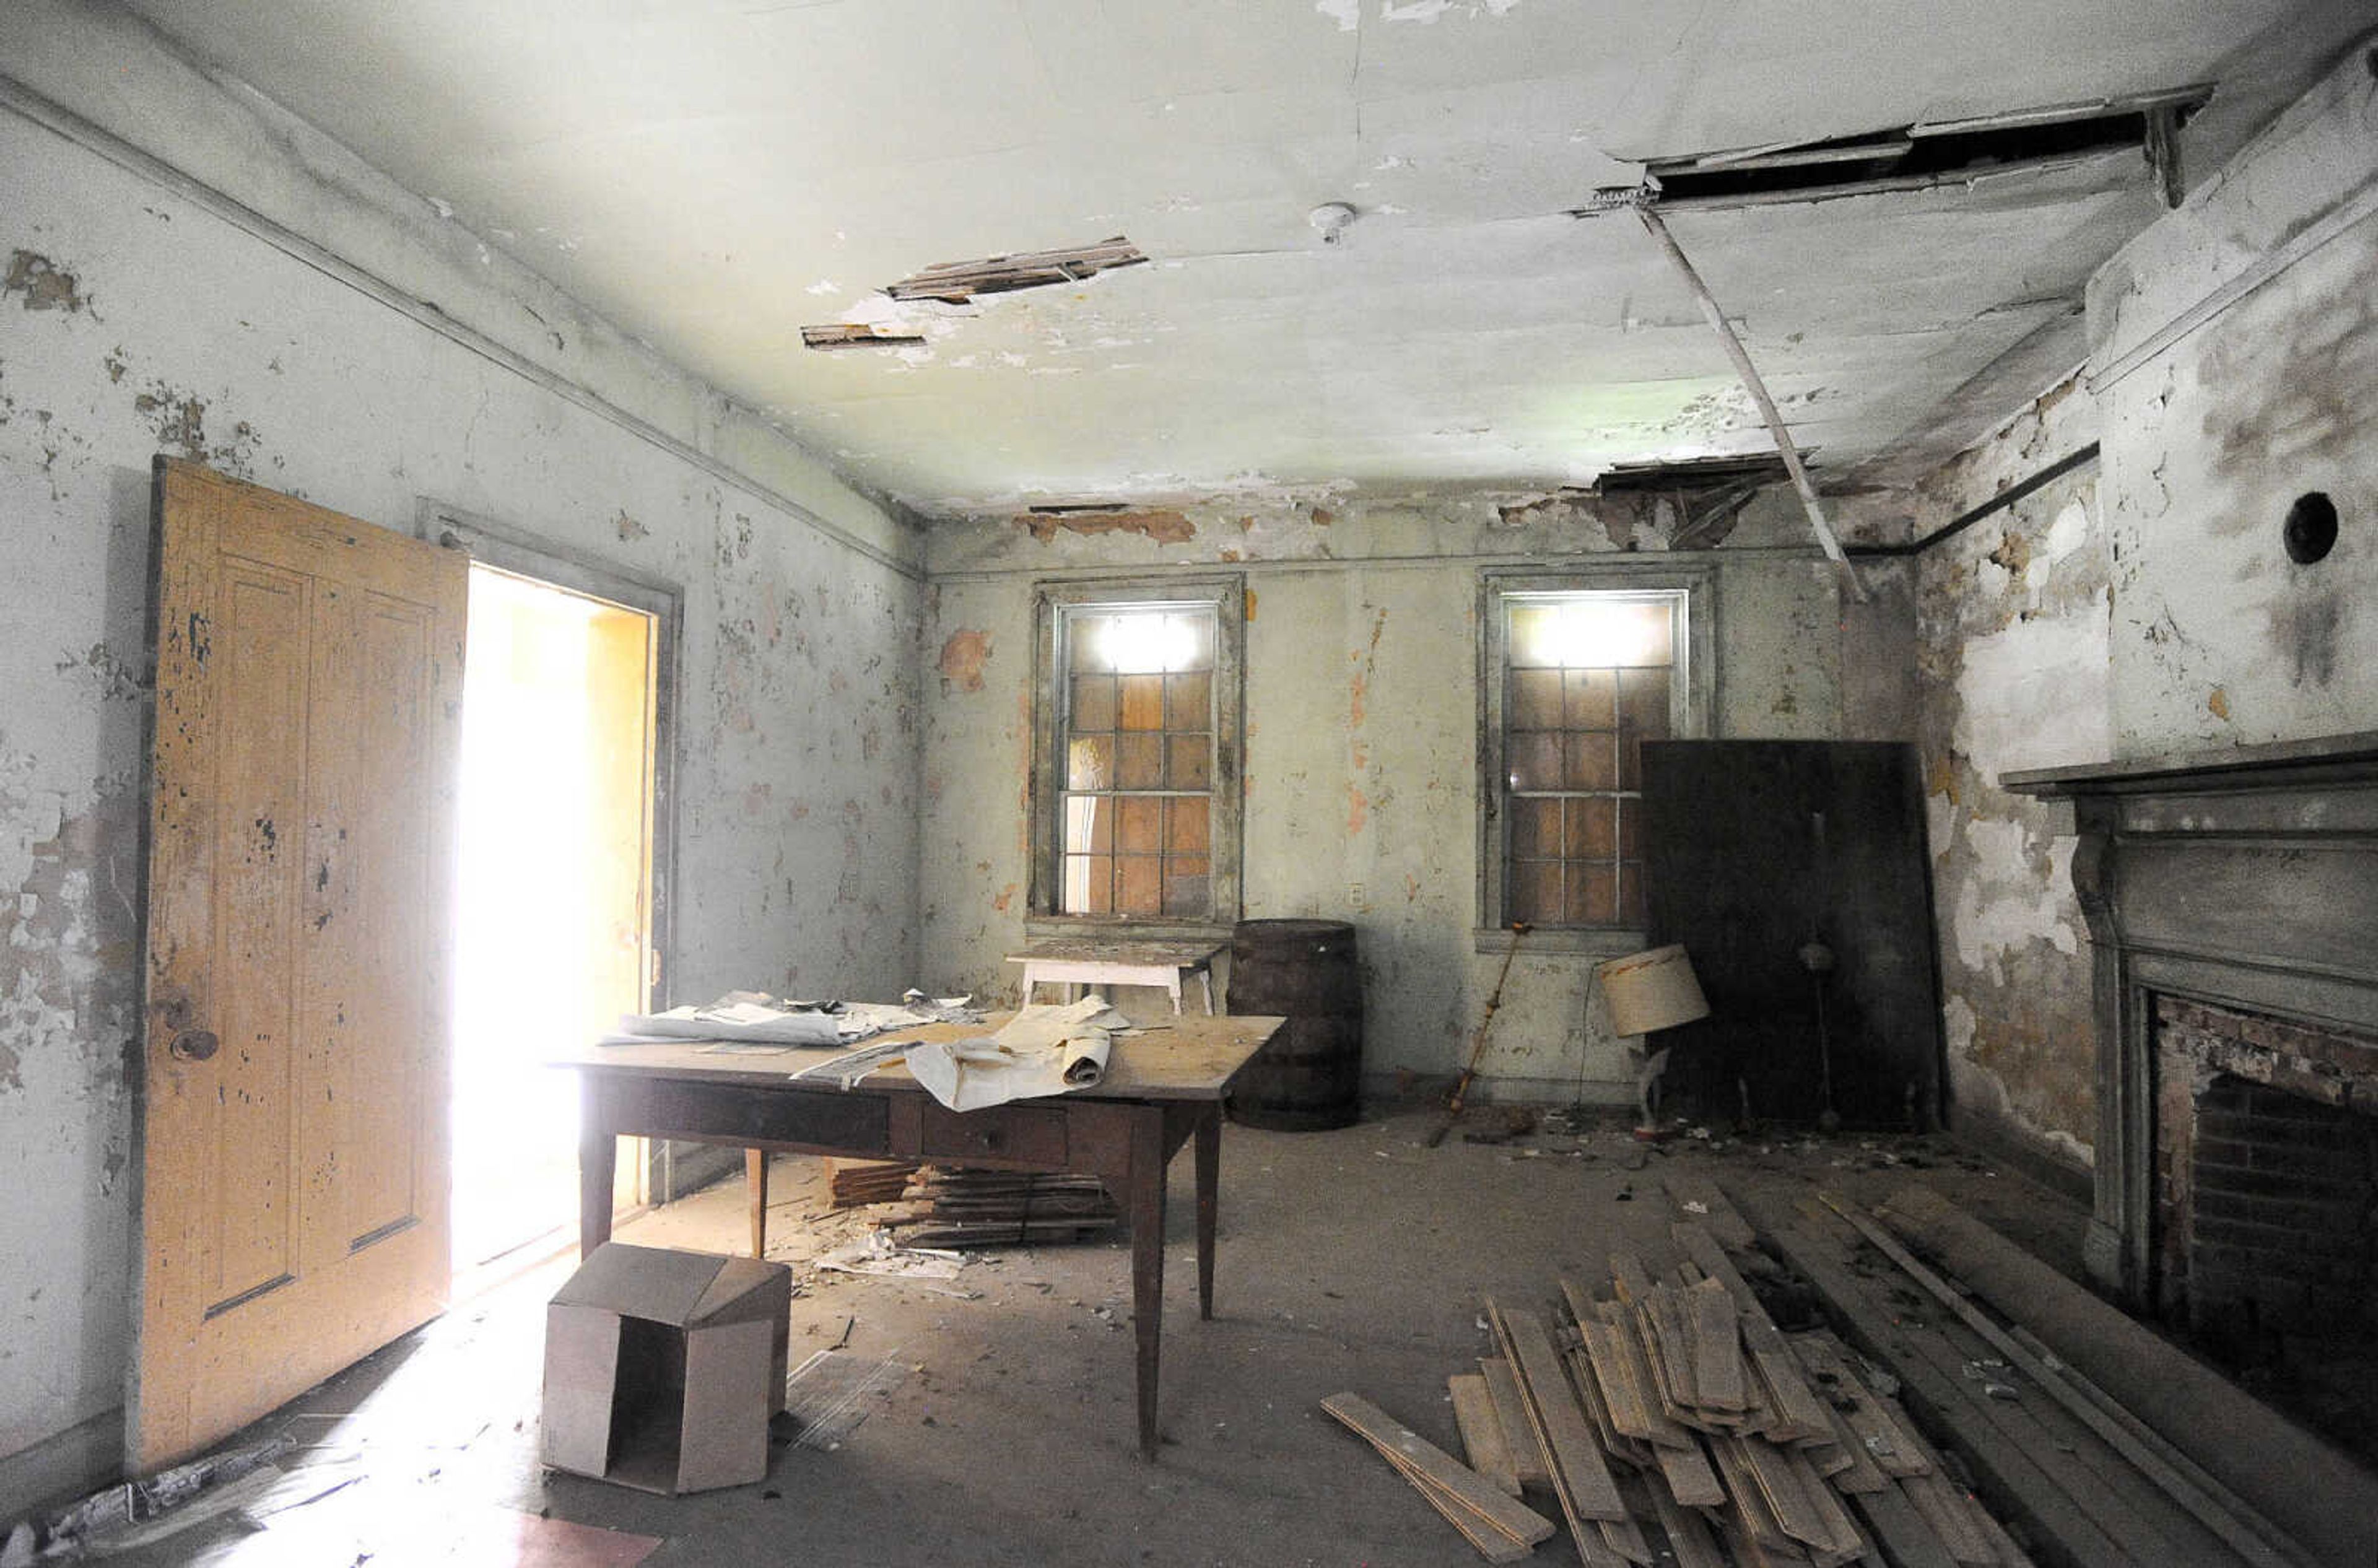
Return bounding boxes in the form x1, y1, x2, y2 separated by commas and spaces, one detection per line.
124, 0, 2366, 520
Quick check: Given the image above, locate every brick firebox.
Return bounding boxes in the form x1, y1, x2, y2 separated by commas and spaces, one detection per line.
2152, 996, 2378, 1350
2005, 732, 2378, 1307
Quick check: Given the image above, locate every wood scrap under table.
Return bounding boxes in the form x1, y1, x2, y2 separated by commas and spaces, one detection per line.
826, 1160, 1121, 1246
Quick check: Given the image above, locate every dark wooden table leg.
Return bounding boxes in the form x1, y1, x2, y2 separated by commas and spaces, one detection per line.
1128, 1105, 1166, 1461
746, 1148, 769, 1258
578, 1076, 617, 1258
1195, 1107, 1219, 1321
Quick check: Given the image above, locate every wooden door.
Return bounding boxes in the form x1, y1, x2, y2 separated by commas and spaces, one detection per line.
133, 459, 467, 1469
1640, 741, 1944, 1130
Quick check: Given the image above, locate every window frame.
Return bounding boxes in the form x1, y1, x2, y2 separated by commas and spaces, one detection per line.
1027, 577, 1244, 937
1476, 566, 1715, 952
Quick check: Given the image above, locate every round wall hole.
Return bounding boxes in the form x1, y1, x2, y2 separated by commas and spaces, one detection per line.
2283, 492, 2338, 565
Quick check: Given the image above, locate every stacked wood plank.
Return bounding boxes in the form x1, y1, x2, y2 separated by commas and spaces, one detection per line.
825, 1158, 919, 1208
1323, 1392, 1558, 1564
1730, 1183, 2319, 1568
878, 1168, 1120, 1247
1330, 1192, 2034, 1566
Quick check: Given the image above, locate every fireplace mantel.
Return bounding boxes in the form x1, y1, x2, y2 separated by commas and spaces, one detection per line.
2004, 732, 2378, 1302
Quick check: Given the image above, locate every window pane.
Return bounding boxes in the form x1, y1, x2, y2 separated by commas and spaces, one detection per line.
1618, 801, 1642, 860
1618, 601, 1674, 666
1167, 734, 1211, 790
1565, 799, 1617, 859
1165, 797, 1210, 854
1065, 854, 1113, 914
1116, 733, 1163, 789
1510, 669, 1562, 730
1115, 796, 1162, 856
1118, 674, 1165, 731
1066, 736, 1112, 791
1565, 668, 1618, 728
1508, 732, 1562, 792
1565, 733, 1619, 791
1067, 618, 1105, 673
1618, 863, 1647, 927
1162, 871, 1209, 918
1510, 860, 1563, 925
1117, 855, 1162, 915
1510, 798, 1561, 858
1063, 796, 1113, 855
1619, 667, 1672, 736
1071, 674, 1117, 733
1165, 670, 1211, 727
1566, 863, 1619, 925
1507, 606, 1561, 668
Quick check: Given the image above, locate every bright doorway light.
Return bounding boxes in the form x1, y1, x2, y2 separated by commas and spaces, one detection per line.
451, 564, 657, 1276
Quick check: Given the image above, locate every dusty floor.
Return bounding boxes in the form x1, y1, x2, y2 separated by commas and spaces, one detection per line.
89, 1108, 2083, 1567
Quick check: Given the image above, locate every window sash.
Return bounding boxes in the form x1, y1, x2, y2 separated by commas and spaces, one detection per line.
1481, 578, 1706, 934
1031, 585, 1242, 928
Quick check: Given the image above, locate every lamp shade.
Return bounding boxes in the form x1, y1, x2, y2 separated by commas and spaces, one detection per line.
1598, 944, 1711, 1036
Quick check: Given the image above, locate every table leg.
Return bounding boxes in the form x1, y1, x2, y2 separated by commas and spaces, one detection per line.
578, 1078, 617, 1258
1195, 1107, 1219, 1321
1167, 974, 1183, 1014
1128, 1107, 1166, 1461
746, 1148, 769, 1258
1198, 972, 1214, 1014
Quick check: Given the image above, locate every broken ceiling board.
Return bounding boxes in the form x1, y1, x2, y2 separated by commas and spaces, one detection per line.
110, 0, 2371, 515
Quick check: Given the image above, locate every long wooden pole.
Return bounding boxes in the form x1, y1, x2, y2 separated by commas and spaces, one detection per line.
1637, 207, 1867, 604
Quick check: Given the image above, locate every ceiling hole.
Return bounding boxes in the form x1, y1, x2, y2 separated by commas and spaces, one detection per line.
2283, 492, 2338, 565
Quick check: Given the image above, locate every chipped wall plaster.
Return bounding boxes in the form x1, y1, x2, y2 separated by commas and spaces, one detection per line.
919, 492, 1916, 1101
1912, 373, 2107, 1172
0, 71, 919, 1507
2090, 39, 2378, 753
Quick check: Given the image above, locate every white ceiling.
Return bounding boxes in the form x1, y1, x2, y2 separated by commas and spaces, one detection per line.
126, 0, 2365, 518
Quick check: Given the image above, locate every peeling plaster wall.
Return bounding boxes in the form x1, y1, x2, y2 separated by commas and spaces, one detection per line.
1907, 37, 2378, 1183
0, 12, 919, 1510
1911, 380, 2109, 1173
2090, 41, 2378, 751
921, 492, 1914, 1102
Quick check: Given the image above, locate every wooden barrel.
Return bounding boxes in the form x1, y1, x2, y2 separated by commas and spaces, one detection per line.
1226, 919, 1363, 1130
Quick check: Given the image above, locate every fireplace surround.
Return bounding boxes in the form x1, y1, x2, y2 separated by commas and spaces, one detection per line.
2003, 733, 2378, 1308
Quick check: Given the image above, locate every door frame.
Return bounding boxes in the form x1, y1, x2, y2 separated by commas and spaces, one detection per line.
417, 501, 682, 1015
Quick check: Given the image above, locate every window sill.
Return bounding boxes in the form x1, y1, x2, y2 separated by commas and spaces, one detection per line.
1024, 915, 1236, 947
1471, 926, 1650, 958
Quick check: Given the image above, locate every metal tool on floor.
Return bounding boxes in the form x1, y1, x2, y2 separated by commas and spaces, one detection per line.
1425, 921, 1528, 1148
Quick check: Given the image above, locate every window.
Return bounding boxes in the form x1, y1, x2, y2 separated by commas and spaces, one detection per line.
1031, 580, 1242, 927
1481, 573, 1709, 936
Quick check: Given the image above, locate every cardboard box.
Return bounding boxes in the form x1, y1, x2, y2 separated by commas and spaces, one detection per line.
542, 1244, 791, 1494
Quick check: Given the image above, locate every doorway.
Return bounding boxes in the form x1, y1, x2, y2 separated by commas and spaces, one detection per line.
442, 519, 677, 1283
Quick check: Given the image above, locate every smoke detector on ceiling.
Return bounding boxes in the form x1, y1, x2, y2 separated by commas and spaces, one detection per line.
1307, 202, 1358, 245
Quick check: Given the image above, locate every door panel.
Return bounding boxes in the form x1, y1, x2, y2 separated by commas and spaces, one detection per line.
1640, 740, 1945, 1131
135, 459, 466, 1470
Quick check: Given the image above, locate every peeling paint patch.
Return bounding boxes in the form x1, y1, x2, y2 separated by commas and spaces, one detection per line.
4, 250, 89, 314
1016, 509, 1195, 546
614, 508, 648, 541
937, 629, 992, 694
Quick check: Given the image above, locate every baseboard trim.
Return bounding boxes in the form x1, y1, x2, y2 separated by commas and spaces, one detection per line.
0, 1406, 123, 1535
1946, 1104, 2094, 1206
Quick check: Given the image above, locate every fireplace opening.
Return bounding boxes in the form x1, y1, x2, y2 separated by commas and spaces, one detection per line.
2154, 996, 2378, 1460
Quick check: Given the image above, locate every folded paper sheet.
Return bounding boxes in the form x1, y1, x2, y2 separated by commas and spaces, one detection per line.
902, 998, 1125, 1112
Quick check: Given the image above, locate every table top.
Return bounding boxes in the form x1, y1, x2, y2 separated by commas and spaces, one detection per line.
1006, 939, 1225, 967
551, 1011, 1282, 1103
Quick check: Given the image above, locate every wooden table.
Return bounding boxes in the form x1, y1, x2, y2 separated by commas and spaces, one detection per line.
1006, 939, 1225, 1014
552, 1013, 1281, 1460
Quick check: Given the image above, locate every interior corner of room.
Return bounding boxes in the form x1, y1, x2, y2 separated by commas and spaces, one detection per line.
4, 1, 2376, 1562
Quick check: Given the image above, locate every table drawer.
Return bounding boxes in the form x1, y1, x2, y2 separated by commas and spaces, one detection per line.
605, 1077, 891, 1155
912, 1102, 1068, 1165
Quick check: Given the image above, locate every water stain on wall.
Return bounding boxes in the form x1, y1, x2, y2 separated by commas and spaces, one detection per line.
937, 629, 991, 694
